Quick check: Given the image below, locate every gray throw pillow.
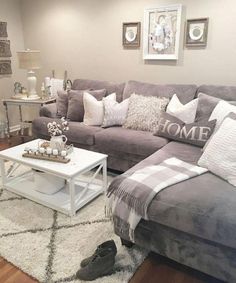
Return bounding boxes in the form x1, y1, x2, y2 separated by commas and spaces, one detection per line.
67, 89, 106, 121
154, 111, 216, 147
56, 90, 68, 118
123, 93, 169, 132
195, 92, 236, 122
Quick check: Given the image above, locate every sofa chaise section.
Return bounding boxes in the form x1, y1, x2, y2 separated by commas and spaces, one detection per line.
113, 141, 236, 282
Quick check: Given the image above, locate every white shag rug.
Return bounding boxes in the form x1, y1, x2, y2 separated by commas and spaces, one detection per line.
0, 162, 147, 283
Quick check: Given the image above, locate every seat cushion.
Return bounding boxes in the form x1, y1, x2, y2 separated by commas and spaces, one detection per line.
128, 141, 236, 249
32, 117, 103, 146
95, 127, 169, 157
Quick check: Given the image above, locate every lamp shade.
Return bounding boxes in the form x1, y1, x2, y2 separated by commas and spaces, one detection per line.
17, 49, 41, 70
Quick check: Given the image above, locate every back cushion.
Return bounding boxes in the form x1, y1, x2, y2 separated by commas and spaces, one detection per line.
123, 80, 197, 104
72, 79, 125, 102
196, 85, 236, 101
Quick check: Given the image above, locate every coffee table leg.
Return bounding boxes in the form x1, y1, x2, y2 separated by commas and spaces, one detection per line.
103, 159, 107, 193
69, 178, 75, 217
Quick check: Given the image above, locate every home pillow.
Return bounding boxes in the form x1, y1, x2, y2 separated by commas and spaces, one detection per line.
67, 89, 106, 122
198, 116, 236, 187
166, 94, 199, 124
56, 90, 68, 118
102, 98, 129, 128
123, 93, 169, 132
154, 111, 216, 147
83, 92, 116, 126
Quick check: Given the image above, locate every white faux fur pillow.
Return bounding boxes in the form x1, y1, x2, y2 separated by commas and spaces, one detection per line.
198, 116, 236, 187
83, 92, 116, 126
167, 94, 199, 124
123, 93, 169, 132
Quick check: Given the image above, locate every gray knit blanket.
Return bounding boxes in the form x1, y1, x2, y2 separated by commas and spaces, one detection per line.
107, 157, 208, 241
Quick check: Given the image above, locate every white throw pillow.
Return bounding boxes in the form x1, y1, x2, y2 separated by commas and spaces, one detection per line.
198, 117, 236, 187
209, 100, 236, 131
83, 92, 116, 126
202, 100, 236, 151
102, 98, 129, 127
166, 94, 199, 124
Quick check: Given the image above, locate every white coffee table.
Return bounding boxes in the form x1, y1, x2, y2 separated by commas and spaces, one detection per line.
0, 139, 107, 216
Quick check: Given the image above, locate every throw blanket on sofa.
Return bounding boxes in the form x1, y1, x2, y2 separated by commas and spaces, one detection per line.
107, 157, 208, 241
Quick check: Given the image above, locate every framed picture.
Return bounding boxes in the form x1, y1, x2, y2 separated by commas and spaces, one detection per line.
0, 22, 7, 37
0, 40, 12, 57
0, 60, 12, 75
143, 4, 182, 60
185, 18, 209, 47
123, 22, 141, 48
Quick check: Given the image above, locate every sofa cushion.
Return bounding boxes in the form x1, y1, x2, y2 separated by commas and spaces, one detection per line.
83, 92, 116, 126
154, 112, 216, 147
102, 98, 130, 128
123, 80, 197, 104
95, 127, 169, 157
196, 84, 236, 101
67, 89, 106, 122
123, 94, 169, 132
32, 117, 103, 146
128, 141, 236, 250
72, 79, 125, 102
166, 94, 198, 124
198, 115, 236, 186
56, 90, 68, 118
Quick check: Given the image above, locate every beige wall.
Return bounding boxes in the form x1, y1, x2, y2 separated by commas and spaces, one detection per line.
0, 0, 27, 126
20, 0, 236, 87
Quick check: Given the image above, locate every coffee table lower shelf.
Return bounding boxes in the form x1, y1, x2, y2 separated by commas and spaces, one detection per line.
4, 172, 104, 216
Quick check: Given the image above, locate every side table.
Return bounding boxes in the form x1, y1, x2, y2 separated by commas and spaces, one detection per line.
2, 97, 56, 138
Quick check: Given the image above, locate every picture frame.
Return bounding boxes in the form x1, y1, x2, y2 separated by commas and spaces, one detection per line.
185, 18, 209, 47
0, 22, 8, 37
143, 4, 182, 60
0, 40, 12, 57
123, 22, 141, 48
0, 60, 12, 75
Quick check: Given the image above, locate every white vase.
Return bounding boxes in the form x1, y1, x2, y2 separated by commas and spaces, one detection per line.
50, 135, 67, 151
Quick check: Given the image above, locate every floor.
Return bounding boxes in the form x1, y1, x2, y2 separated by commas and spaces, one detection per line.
0, 135, 224, 283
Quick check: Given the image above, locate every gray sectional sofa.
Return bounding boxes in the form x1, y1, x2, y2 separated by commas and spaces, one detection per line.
32, 79, 236, 282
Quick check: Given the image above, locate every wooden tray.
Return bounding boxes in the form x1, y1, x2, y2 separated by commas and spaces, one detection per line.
22, 153, 70, 163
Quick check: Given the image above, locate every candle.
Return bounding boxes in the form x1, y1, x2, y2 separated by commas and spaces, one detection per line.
24, 147, 30, 153
39, 147, 45, 154
61, 150, 67, 157
53, 149, 58, 156
46, 147, 52, 155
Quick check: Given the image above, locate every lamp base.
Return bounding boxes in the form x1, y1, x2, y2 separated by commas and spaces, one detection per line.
27, 70, 38, 97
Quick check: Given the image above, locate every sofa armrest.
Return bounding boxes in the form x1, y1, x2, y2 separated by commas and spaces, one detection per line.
39, 103, 58, 118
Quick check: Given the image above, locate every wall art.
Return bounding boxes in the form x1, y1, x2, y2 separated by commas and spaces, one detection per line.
123, 22, 141, 48
185, 18, 209, 47
0, 22, 7, 37
0, 60, 12, 75
143, 4, 182, 60
0, 40, 12, 57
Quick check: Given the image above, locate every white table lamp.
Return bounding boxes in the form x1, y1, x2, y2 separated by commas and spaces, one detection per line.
17, 49, 41, 98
